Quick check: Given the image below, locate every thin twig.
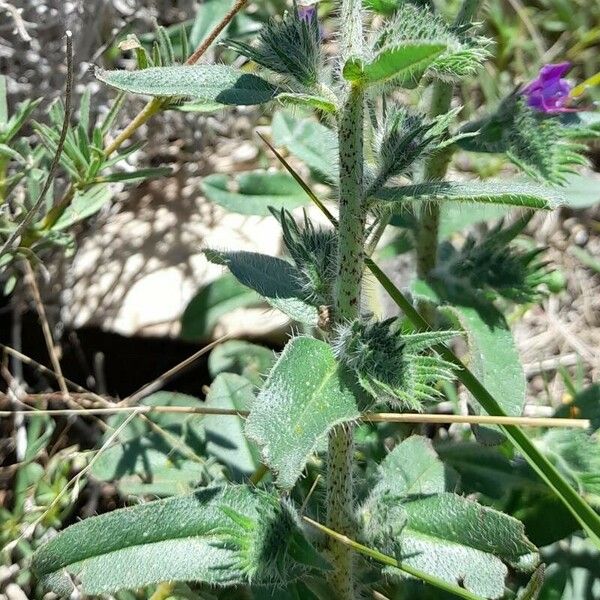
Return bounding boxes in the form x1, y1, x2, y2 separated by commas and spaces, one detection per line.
118, 334, 230, 406
0, 31, 73, 261
0, 402, 589, 429
24, 261, 69, 397
0, 1, 32, 42
186, 0, 249, 65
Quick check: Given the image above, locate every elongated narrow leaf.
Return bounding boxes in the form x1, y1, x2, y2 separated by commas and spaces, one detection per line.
52, 185, 112, 230
96, 65, 280, 105
443, 304, 526, 444
375, 180, 563, 210
245, 337, 360, 489
33, 486, 327, 595
204, 373, 261, 480
201, 170, 309, 216
181, 274, 262, 340
343, 43, 445, 85
206, 249, 319, 325
277, 92, 338, 114
271, 111, 339, 183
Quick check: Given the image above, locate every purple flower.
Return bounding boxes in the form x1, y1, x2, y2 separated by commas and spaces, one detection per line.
298, 3, 317, 23
522, 62, 574, 113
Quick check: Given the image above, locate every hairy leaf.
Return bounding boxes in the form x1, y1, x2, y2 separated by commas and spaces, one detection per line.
343, 43, 445, 85
375, 180, 564, 210
33, 486, 327, 595
205, 249, 319, 325
96, 65, 280, 105
362, 437, 539, 598
374, 435, 456, 497
396, 493, 538, 598
201, 170, 309, 216
245, 337, 360, 489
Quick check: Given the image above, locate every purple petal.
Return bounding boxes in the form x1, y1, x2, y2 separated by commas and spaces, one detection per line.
522, 62, 574, 114
298, 4, 317, 22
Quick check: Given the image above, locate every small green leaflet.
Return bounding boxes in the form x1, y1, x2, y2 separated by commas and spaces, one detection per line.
343, 43, 446, 85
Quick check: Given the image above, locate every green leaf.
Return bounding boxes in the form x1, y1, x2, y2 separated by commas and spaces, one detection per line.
396, 493, 538, 598
375, 435, 457, 497
94, 167, 172, 183
365, 259, 600, 546
91, 392, 210, 497
362, 437, 538, 598
208, 340, 275, 386
33, 486, 327, 595
443, 304, 526, 444
375, 180, 563, 210
96, 65, 280, 105
537, 429, 600, 508
181, 274, 262, 340
205, 249, 319, 325
558, 174, 600, 208
343, 43, 445, 85
245, 337, 360, 489
277, 92, 338, 114
204, 374, 261, 481
201, 170, 310, 216
272, 111, 339, 183
51, 185, 112, 230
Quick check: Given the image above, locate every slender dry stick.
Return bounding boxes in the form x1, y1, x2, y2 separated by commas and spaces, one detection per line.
24, 261, 69, 397
0, 31, 73, 261
118, 334, 230, 406
0, 403, 589, 429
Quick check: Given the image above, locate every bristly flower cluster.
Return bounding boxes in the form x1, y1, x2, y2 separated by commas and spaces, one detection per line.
332, 318, 456, 410
219, 491, 328, 585
273, 208, 337, 307
437, 220, 554, 304
372, 3, 490, 84
224, 2, 322, 90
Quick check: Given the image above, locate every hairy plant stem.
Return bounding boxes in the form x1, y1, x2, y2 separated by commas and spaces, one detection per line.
416, 0, 482, 316
327, 1, 365, 594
